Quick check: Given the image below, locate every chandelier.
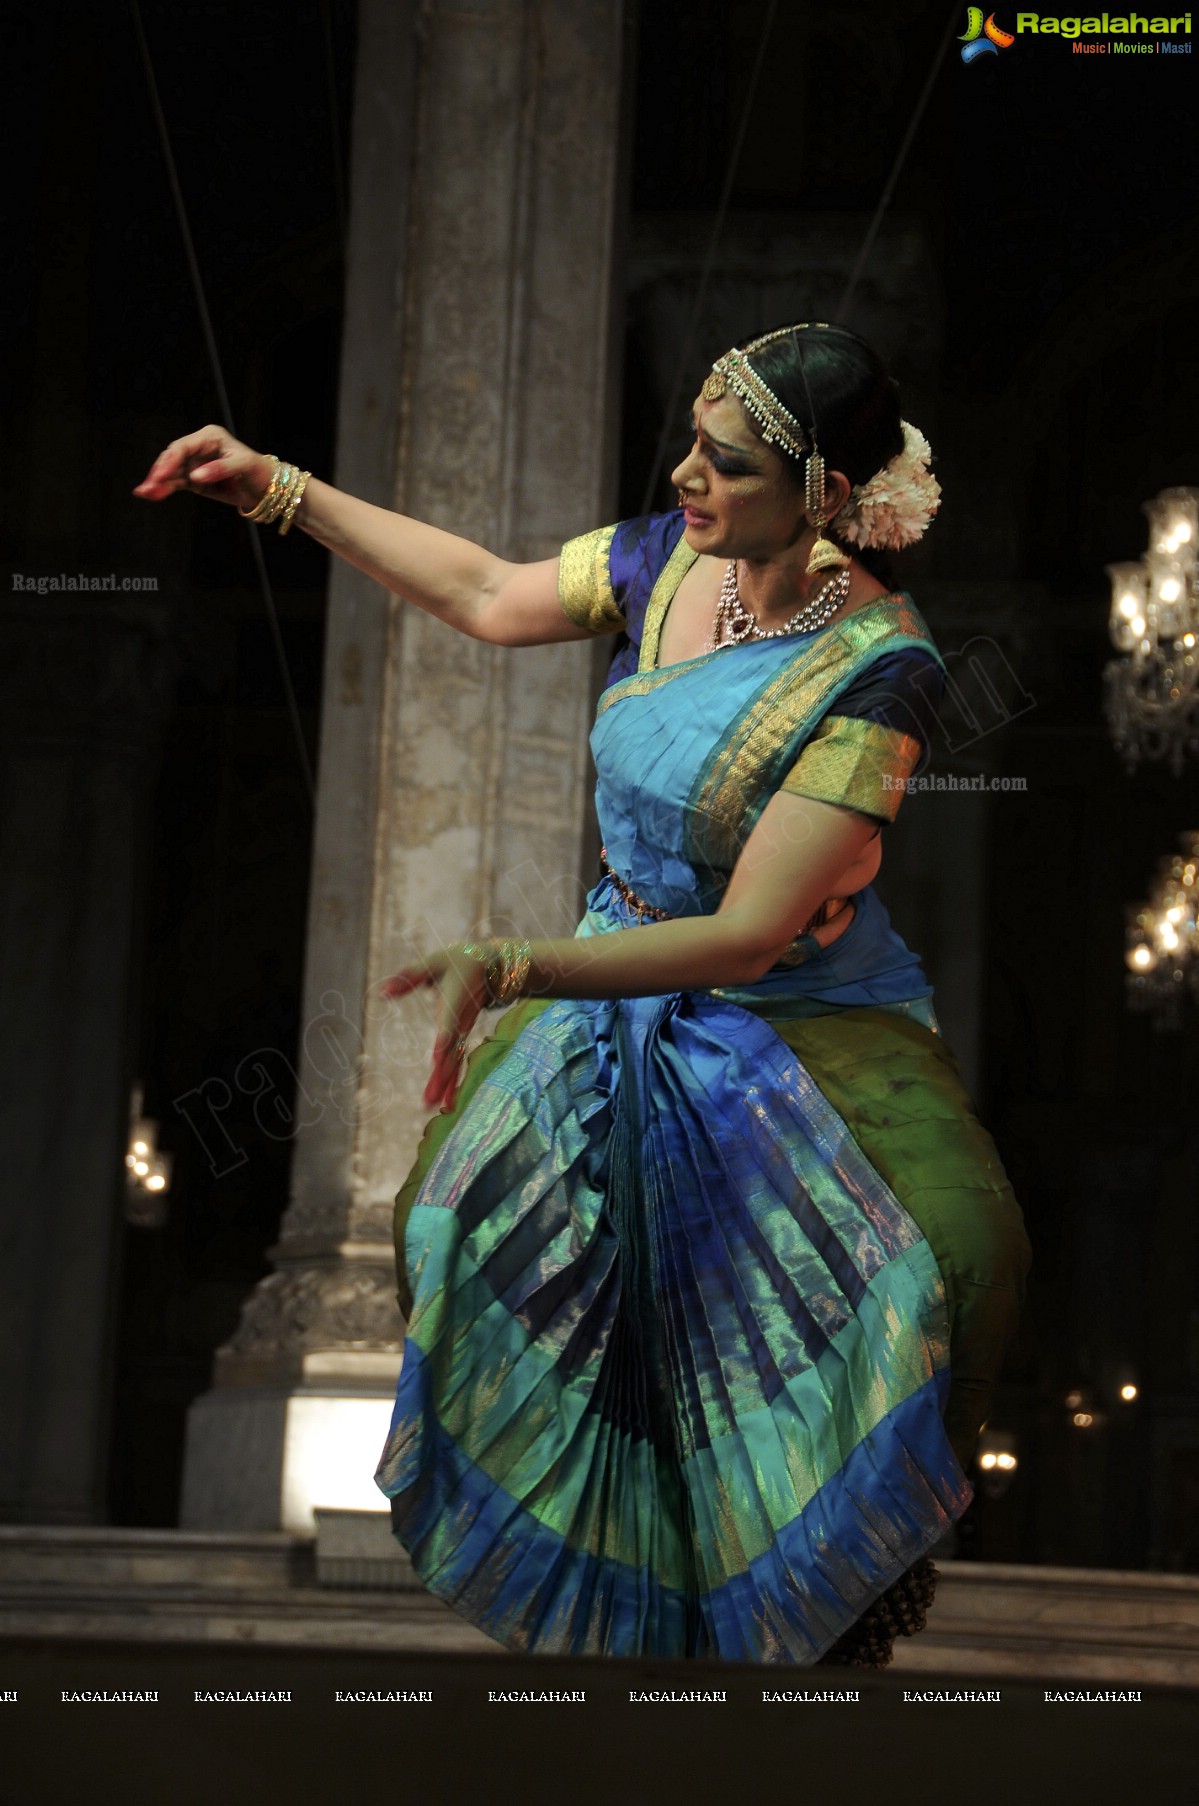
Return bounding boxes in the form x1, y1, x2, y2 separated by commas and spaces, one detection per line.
125, 1082, 172, 1228
1104, 487, 1199, 775
1124, 830, 1199, 1026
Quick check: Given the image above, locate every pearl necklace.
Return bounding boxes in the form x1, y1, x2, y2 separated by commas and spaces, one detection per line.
705, 560, 852, 653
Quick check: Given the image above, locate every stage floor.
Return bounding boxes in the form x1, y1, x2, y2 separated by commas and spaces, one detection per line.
0, 1632, 1193, 1806
1, 1526, 1196, 1805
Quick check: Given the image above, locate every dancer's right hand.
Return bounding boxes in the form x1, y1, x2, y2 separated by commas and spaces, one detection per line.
133, 426, 274, 514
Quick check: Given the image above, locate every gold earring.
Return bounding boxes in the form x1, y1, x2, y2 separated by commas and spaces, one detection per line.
807, 525, 849, 574
804, 450, 850, 574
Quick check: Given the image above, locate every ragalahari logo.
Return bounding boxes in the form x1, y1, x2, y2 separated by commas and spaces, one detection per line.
960, 8, 1016, 59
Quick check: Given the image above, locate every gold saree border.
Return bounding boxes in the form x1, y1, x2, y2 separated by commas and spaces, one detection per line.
557, 524, 622, 633
637, 533, 701, 671
685, 597, 939, 890
781, 714, 924, 825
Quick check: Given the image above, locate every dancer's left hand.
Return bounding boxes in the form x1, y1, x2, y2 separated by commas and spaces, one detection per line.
381, 946, 490, 1112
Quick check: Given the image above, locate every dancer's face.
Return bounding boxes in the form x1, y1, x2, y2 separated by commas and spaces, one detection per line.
671, 392, 809, 561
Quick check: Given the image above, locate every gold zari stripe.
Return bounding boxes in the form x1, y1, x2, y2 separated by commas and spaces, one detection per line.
780, 714, 924, 824
557, 525, 623, 633
637, 534, 701, 671
686, 598, 938, 891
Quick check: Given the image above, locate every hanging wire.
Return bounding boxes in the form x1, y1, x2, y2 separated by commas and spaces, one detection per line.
642, 1, 959, 511
638, 0, 780, 516
129, 0, 316, 806
836, 2, 963, 323
319, 0, 350, 249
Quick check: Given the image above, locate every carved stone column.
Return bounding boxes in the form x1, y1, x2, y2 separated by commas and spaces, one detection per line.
0, 601, 171, 1523
181, 0, 627, 1531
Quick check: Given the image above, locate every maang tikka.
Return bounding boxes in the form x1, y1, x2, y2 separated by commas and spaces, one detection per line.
704, 326, 850, 578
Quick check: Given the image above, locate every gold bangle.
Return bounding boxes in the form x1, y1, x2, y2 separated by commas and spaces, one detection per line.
240, 456, 283, 521
279, 468, 311, 536
253, 461, 293, 523
240, 457, 312, 533
493, 938, 531, 1005
262, 462, 298, 525
241, 458, 303, 526
274, 463, 300, 524
460, 938, 532, 1008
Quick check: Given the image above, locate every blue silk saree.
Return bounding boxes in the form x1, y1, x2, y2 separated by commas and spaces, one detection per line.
375, 516, 1025, 1663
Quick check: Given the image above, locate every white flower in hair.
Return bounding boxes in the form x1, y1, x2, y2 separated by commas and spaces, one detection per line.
836, 421, 941, 551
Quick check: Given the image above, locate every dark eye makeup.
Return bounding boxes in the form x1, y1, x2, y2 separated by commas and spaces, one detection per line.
685, 415, 755, 477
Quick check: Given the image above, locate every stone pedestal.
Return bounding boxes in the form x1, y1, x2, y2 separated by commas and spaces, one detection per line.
181, 0, 628, 1532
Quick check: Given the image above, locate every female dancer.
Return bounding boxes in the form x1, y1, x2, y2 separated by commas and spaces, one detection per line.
136, 321, 1029, 1666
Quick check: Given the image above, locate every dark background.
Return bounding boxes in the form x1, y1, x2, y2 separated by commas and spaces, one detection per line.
2, 0, 1197, 1569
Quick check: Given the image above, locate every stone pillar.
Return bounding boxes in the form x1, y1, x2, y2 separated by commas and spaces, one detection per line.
0, 602, 170, 1523
181, 0, 628, 1532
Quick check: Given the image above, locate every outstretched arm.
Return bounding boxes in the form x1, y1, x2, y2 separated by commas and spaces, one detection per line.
385, 789, 880, 1107
133, 425, 593, 648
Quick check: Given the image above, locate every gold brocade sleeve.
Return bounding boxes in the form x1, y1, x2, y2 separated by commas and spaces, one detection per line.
557, 525, 624, 633
779, 714, 924, 824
